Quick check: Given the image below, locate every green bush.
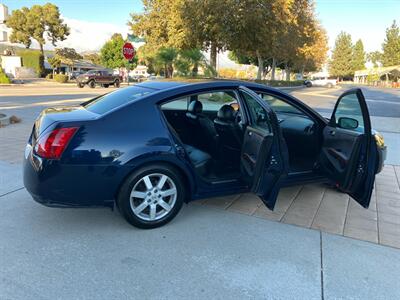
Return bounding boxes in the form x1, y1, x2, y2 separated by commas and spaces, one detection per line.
0, 69, 11, 84
253, 79, 304, 87
16, 49, 45, 77
54, 74, 68, 83
46, 73, 53, 80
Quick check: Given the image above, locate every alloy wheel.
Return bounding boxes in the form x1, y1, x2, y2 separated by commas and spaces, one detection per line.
129, 173, 177, 221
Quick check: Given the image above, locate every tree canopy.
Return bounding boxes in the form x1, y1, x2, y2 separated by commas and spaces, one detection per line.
381, 20, 400, 67
7, 3, 70, 54
352, 39, 366, 71
100, 34, 137, 69
329, 32, 353, 79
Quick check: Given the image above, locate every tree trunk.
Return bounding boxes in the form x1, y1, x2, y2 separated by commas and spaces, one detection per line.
285, 63, 291, 81
192, 62, 198, 77
271, 58, 277, 81
256, 51, 263, 80
210, 42, 217, 73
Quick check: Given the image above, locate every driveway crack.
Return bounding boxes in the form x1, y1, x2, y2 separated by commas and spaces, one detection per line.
0, 187, 25, 198
320, 230, 325, 300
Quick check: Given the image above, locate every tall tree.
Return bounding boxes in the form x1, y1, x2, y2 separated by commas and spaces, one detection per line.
225, 0, 291, 80
55, 47, 82, 78
48, 56, 61, 76
100, 34, 128, 69
329, 32, 353, 79
7, 3, 70, 55
181, 0, 235, 71
381, 20, 400, 67
156, 47, 178, 78
83, 53, 102, 66
294, 24, 328, 75
367, 51, 382, 67
352, 39, 366, 71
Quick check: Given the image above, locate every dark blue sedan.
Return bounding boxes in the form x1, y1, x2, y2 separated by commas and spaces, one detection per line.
23, 80, 386, 228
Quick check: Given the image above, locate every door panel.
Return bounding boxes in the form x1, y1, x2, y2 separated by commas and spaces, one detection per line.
319, 88, 377, 208
239, 87, 288, 210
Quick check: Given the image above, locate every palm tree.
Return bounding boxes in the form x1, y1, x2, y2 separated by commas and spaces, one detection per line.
178, 48, 205, 77
156, 48, 178, 78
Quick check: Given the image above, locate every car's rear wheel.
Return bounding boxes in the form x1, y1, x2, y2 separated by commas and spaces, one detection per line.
77, 83, 84, 88
117, 164, 184, 229
88, 80, 96, 88
114, 79, 120, 88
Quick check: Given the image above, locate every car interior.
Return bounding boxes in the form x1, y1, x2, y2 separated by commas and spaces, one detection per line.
160, 90, 322, 182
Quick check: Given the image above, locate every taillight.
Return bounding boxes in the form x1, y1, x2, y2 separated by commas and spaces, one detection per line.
34, 127, 78, 159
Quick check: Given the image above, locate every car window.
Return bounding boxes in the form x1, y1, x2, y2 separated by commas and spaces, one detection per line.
241, 91, 271, 132
83, 86, 155, 114
197, 91, 238, 112
334, 93, 364, 132
161, 97, 189, 110
259, 93, 304, 116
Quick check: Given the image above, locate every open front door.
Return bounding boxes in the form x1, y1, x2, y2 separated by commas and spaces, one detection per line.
238, 87, 288, 210
319, 88, 378, 208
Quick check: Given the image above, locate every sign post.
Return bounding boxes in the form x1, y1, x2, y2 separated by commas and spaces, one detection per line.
122, 42, 135, 85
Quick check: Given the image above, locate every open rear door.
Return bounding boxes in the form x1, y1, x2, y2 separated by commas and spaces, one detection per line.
319, 88, 378, 208
238, 87, 288, 210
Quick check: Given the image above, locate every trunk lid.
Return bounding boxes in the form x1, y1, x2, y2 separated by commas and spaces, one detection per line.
30, 106, 98, 145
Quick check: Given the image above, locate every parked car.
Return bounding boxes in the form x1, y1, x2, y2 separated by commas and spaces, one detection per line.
76, 70, 122, 88
23, 80, 386, 229
304, 77, 337, 88
69, 70, 85, 80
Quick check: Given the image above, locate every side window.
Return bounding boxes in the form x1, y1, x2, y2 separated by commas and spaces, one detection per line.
334, 93, 364, 132
259, 93, 305, 116
241, 91, 271, 132
197, 91, 238, 112
161, 97, 189, 110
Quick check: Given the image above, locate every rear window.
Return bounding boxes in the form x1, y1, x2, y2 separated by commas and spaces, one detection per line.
83, 86, 155, 114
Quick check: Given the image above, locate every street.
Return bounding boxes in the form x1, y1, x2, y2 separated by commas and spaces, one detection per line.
1, 82, 400, 299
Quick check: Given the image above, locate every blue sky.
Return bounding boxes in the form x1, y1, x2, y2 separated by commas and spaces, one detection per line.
4, 0, 400, 52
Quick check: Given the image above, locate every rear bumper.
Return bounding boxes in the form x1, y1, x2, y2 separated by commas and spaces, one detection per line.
23, 144, 122, 208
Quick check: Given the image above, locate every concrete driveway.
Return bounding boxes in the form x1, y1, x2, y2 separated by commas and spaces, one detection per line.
1, 161, 400, 299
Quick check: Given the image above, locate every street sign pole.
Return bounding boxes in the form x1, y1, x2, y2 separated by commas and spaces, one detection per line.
122, 42, 135, 86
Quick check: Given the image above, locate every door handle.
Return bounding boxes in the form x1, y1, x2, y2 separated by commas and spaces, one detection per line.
329, 130, 336, 136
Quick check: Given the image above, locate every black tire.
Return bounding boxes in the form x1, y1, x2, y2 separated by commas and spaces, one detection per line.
103, 84, 109, 88
114, 79, 120, 88
88, 80, 96, 88
306, 82, 312, 88
77, 83, 84, 88
117, 164, 185, 229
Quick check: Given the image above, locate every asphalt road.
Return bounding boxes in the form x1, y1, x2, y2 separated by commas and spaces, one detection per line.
288, 85, 400, 118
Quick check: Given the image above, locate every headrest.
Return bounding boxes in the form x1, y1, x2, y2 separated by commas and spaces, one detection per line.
188, 100, 203, 114
217, 105, 235, 121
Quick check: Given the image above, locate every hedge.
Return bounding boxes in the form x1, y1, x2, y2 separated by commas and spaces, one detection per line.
54, 74, 68, 83
0, 69, 11, 84
16, 49, 45, 77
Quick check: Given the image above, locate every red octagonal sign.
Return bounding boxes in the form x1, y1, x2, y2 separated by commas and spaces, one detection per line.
122, 42, 135, 60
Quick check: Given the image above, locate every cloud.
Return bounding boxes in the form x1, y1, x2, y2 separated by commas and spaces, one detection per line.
43, 16, 130, 52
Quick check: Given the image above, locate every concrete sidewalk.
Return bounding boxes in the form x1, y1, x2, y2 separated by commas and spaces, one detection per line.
0, 162, 399, 299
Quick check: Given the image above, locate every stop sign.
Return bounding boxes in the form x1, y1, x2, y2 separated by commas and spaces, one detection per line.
122, 42, 135, 60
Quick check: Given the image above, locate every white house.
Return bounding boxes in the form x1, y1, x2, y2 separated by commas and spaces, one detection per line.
0, 3, 10, 42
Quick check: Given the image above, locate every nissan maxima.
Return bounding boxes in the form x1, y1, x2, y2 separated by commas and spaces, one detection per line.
23, 80, 386, 228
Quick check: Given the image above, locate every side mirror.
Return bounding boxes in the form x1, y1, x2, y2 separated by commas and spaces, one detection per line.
338, 117, 358, 130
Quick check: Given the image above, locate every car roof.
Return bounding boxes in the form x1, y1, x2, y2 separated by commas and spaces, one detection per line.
135, 78, 274, 92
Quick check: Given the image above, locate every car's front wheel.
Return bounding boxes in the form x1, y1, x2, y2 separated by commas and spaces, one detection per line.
117, 164, 184, 229
114, 79, 120, 88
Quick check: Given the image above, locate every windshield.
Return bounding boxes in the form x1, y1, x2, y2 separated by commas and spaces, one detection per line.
83, 86, 156, 114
